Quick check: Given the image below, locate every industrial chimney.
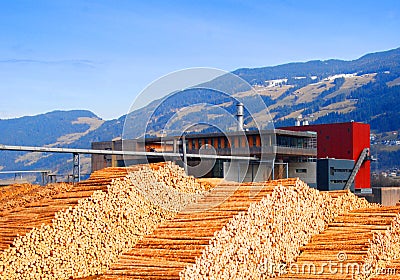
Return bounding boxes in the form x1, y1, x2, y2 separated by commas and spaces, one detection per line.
236, 102, 244, 131
295, 115, 302, 126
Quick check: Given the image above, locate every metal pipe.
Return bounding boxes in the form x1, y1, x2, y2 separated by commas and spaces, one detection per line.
236, 102, 244, 131
0, 144, 257, 161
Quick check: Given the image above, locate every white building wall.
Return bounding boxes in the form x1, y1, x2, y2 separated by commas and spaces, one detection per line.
223, 162, 273, 182
223, 161, 316, 186
288, 162, 317, 187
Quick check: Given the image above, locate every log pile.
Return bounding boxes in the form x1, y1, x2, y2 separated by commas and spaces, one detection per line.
0, 162, 206, 280
4, 165, 398, 280
0, 167, 130, 252
128, 162, 208, 212
83, 179, 369, 280
0, 183, 72, 213
361, 213, 400, 279
278, 206, 400, 279
0, 183, 42, 201
84, 179, 278, 279
181, 180, 373, 279
148, 162, 210, 194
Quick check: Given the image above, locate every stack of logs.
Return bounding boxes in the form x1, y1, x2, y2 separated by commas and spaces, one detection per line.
0, 168, 131, 253
0, 183, 41, 201
275, 204, 400, 279
0, 183, 72, 212
93, 180, 278, 279
128, 162, 209, 212
181, 180, 373, 279
148, 162, 209, 194
0, 162, 205, 280
361, 213, 400, 279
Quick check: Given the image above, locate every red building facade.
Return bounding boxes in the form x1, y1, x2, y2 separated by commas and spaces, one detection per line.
282, 122, 371, 189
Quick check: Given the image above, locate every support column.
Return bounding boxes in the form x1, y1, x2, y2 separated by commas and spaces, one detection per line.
286, 163, 289, 179
182, 136, 188, 175
173, 138, 177, 153
251, 163, 254, 182
272, 159, 275, 180
237, 161, 240, 182
73, 153, 81, 183
111, 141, 116, 167
41, 172, 46, 186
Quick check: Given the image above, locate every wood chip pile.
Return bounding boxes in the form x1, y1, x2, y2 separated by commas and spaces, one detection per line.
181, 180, 373, 279
0, 162, 205, 280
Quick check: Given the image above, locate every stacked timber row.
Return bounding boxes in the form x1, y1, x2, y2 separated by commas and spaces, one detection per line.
148, 162, 208, 194
362, 213, 400, 280
181, 180, 373, 279
0, 162, 206, 280
86, 179, 371, 280
4, 164, 400, 280
128, 163, 210, 213
277, 205, 400, 279
87, 179, 279, 279
0, 167, 131, 252
0, 183, 72, 212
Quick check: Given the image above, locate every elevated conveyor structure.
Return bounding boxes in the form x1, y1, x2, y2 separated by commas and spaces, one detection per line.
344, 148, 370, 190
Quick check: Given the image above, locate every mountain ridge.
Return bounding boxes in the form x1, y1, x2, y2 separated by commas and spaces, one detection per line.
1, 47, 400, 181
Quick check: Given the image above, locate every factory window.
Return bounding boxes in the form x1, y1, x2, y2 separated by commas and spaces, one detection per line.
299, 138, 303, 148
331, 167, 352, 176
192, 139, 196, 150
210, 138, 217, 148
238, 137, 242, 148
330, 180, 347, 184
333, 168, 352, 173
296, 169, 307, 173
224, 138, 228, 148
218, 138, 221, 149
198, 139, 202, 148
204, 139, 208, 147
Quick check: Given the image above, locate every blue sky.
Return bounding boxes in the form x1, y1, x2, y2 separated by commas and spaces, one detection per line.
0, 0, 399, 120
